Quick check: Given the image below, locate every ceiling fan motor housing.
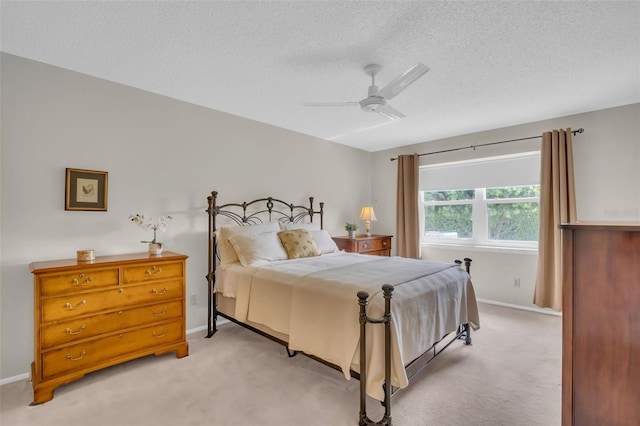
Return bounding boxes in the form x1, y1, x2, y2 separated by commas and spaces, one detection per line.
360, 96, 386, 112
360, 84, 385, 112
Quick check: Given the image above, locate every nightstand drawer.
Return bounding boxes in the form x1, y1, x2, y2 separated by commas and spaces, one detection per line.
357, 238, 390, 252
332, 234, 393, 256
366, 249, 391, 257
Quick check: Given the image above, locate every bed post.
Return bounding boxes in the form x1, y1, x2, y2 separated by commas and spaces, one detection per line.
455, 258, 473, 345
455, 258, 472, 275
307, 197, 325, 229
206, 191, 218, 338
357, 284, 394, 426
357, 291, 369, 426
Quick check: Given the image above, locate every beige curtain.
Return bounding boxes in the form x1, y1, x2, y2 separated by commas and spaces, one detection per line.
396, 154, 420, 258
533, 129, 577, 311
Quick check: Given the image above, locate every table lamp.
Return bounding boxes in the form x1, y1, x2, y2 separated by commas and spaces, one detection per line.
359, 206, 377, 236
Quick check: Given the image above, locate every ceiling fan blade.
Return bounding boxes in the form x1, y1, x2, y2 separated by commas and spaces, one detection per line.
376, 104, 405, 120
378, 63, 430, 100
302, 102, 359, 107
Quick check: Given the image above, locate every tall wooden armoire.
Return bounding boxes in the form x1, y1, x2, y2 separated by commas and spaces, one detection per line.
560, 223, 639, 425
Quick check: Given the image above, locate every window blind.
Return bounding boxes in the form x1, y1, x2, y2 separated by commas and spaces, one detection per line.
419, 152, 540, 191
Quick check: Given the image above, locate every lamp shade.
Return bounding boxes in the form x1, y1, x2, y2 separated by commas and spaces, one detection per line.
359, 206, 377, 221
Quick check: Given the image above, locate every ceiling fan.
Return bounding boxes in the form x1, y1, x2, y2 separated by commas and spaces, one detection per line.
303, 63, 429, 120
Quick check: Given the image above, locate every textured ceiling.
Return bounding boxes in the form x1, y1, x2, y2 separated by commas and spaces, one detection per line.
2, 1, 639, 152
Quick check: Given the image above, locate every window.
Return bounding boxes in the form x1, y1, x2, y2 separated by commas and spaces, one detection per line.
486, 186, 540, 241
420, 153, 540, 249
424, 189, 474, 239
423, 185, 540, 246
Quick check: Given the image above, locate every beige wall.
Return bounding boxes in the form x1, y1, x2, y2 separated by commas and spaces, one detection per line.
372, 103, 640, 308
0, 53, 373, 380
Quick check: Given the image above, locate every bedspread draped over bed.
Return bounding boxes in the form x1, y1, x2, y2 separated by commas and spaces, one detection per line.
215, 252, 479, 400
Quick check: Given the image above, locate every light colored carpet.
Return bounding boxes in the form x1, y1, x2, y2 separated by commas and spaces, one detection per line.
0, 303, 561, 426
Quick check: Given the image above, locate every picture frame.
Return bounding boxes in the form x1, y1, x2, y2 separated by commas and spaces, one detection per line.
65, 168, 108, 211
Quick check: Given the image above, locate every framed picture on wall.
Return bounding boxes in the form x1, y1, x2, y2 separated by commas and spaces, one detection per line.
65, 168, 108, 211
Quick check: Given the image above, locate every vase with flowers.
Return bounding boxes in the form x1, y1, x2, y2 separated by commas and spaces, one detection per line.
129, 214, 173, 255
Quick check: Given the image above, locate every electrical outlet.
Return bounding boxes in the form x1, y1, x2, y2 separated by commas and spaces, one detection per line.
513, 278, 521, 288
190, 294, 197, 306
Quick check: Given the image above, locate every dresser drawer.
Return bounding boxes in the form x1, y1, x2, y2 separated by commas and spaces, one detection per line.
357, 237, 391, 252
122, 261, 184, 284
39, 268, 119, 297
41, 300, 184, 349
41, 319, 184, 380
41, 280, 184, 322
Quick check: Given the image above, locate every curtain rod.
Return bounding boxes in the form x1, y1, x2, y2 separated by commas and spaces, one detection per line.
389, 128, 585, 162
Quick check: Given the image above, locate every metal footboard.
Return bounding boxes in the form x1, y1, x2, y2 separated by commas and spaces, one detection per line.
356, 258, 472, 426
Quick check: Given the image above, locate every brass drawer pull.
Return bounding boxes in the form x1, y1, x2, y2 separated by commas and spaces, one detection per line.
66, 350, 86, 361
152, 329, 168, 338
64, 300, 86, 310
152, 307, 168, 316
383, 241, 388, 246
65, 325, 86, 335
145, 266, 162, 276
72, 274, 93, 286
151, 287, 168, 296
362, 243, 368, 249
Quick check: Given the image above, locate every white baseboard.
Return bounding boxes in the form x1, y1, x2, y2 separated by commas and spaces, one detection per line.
477, 298, 562, 317
186, 325, 209, 334
186, 318, 230, 336
0, 372, 30, 386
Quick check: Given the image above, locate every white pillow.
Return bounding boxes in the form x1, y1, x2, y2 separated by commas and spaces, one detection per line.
228, 232, 288, 267
280, 222, 321, 231
217, 222, 281, 269
311, 230, 340, 254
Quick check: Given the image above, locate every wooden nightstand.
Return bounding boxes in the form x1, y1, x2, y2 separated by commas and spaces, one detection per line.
332, 234, 392, 256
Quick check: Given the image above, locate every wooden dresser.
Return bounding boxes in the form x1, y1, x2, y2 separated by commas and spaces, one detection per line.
29, 251, 189, 404
560, 223, 639, 426
332, 234, 392, 256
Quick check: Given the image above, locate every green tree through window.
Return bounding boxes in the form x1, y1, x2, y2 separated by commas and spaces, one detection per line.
423, 185, 540, 245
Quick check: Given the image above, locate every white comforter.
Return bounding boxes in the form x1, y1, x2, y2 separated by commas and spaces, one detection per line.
215, 252, 479, 400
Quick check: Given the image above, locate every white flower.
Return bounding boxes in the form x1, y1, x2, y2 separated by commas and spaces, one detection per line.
129, 214, 173, 244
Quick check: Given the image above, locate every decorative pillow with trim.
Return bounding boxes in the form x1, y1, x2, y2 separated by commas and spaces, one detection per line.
228, 232, 288, 267
277, 229, 321, 259
218, 221, 281, 269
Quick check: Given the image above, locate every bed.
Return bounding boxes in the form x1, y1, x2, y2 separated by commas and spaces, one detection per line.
205, 192, 480, 425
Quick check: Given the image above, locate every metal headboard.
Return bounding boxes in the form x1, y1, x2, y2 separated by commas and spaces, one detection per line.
205, 191, 324, 337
